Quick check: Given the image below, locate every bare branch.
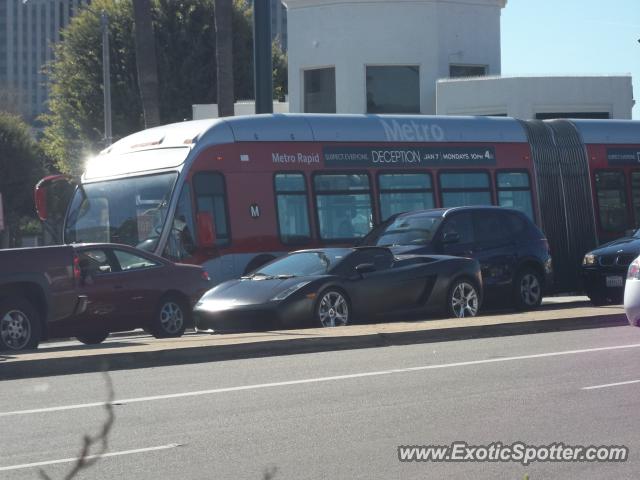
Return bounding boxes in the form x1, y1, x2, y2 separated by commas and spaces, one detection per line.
39, 372, 115, 480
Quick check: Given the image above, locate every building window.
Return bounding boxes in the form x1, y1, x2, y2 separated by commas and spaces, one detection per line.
304, 67, 336, 113
193, 172, 230, 245
366, 65, 420, 114
595, 171, 627, 232
496, 171, 534, 220
439, 172, 492, 207
314, 173, 372, 240
275, 173, 311, 245
449, 64, 487, 78
378, 173, 434, 221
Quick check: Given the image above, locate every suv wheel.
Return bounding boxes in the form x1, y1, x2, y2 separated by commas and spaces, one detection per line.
514, 268, 543, 310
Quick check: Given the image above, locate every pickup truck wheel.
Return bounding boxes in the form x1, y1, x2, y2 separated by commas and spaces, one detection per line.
0, 298, 41, 351
150, 295, 188, 339
76, 331, 109, 345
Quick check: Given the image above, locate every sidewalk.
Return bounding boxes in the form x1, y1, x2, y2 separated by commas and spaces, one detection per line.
0, 298, 628, 380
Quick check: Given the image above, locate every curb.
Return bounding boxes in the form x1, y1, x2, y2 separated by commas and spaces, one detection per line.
0, 311, 627, 381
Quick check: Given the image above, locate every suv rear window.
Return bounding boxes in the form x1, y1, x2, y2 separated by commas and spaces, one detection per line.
369, 215, 442, 247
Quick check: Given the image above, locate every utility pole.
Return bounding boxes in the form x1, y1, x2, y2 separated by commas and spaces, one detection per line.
253, 0, 273, 114
101, 11, 112, 146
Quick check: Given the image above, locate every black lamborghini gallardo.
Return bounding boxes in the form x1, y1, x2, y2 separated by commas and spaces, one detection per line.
193, 247, 482, 332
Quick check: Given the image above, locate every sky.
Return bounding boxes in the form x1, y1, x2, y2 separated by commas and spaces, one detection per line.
500, 0, 640, 119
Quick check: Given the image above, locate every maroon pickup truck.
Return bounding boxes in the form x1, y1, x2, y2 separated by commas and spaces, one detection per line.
0, 243, 210, 351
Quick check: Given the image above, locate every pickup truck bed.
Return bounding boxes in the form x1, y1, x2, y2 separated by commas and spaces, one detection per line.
0, 245, 86, 350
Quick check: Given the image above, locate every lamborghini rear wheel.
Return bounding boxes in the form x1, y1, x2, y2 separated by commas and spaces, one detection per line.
316, 289, 350, 328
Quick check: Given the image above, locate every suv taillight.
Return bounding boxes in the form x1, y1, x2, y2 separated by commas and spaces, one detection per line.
73, 254, 81, 284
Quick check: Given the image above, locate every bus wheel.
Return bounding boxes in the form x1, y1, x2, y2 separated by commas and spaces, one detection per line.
150, 295, 188, 338
514, 268, 543, 310
76, 331, 109, 345
243, 255, 276, 276
0, 297, 42, 351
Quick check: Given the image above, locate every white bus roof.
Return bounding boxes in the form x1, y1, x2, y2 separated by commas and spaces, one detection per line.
101, 114, 640, 157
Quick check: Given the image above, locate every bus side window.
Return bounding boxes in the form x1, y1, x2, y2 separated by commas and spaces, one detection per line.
163, 183, 196, 261
274, 173, 311, 245
313, 173, 373, 241
193, 172, 230, 246
595, 170, 628, 232
378, 173, 434, 221
439, 172, 492, 207
496, 171, 534, 220
632, 172, 640, 229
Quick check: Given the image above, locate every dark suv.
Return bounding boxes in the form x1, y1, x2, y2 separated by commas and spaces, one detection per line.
360, 206, 553, 310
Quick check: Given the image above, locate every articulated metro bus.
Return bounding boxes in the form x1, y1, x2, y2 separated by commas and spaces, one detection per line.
35, 114, 640, 292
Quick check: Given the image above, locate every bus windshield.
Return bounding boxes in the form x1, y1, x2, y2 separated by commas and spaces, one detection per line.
64, 172, 179, 251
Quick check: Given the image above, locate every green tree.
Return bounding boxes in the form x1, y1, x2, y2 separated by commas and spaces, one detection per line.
41, 0, 287, 176
41, 0, 141, 175
0, 113, 45, 247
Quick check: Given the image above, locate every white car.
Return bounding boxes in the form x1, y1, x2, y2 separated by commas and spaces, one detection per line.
623, 256, 640, 326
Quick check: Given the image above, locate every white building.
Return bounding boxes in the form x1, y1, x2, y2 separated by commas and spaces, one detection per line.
282, 0, 634, 119
437, 75, 634, 120
284, 0, 505, 115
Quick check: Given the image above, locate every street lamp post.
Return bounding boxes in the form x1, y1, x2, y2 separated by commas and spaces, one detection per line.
100, 11, 112, 146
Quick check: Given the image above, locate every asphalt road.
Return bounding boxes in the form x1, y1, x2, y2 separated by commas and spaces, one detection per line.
2, 324, 640, 479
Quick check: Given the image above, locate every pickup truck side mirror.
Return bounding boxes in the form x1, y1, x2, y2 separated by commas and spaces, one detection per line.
355, 263, 376, 275
196, 212, 216, 248
442, 231, 461, 244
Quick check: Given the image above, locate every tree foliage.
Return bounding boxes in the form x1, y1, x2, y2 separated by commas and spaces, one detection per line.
41, 0, 288, 176
0, 113, 45, 244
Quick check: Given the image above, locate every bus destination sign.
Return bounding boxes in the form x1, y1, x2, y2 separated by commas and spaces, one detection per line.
607, 148, 640, 165
323, 146, 496, 167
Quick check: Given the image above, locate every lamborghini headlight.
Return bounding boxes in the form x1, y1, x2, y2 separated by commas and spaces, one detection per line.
271, 281, 312, 301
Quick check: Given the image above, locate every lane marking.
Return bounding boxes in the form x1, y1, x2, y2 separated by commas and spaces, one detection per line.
3, 343, 640, 417
0, 443, 180, 472
582, 379, 640, 390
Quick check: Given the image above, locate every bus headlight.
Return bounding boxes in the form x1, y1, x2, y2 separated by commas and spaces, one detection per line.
271, 281, 312, 301
582, 254, 597, 266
